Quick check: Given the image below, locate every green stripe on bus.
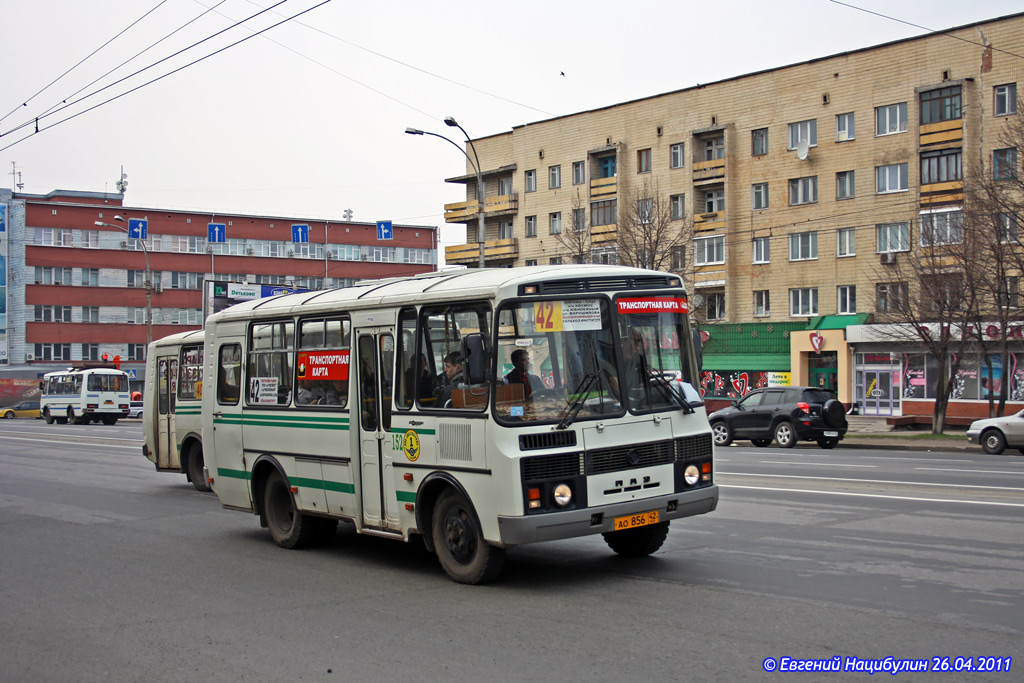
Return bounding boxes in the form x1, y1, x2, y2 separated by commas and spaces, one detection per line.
289, 477, 356, 495
396, 491, 416, 503
217, 468, 250, 480
390, 427, 437, 436
175, 407, 202, 415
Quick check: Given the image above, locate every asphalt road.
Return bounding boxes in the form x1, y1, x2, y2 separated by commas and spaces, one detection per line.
1, 420, 1021, 682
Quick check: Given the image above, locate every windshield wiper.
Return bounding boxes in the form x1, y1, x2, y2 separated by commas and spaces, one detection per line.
649, 373, 695, 414
557, 373, 598, 430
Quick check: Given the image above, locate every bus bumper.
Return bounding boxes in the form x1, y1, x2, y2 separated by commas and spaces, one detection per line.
496, 485, 718, 546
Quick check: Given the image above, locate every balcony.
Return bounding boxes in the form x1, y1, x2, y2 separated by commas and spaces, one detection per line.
590, 176, 617, 198
694, 211, 725, 232
591, 223, 618, 245
444, 193, 519, 224
444, 238, 519, 266
693, 158, 726, 184
919, 119, 963, 148
920, 180, 964, 208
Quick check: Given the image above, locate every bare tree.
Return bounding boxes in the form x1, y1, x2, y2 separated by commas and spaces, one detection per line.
552, 189, 592, 264
617, 180, 692, 273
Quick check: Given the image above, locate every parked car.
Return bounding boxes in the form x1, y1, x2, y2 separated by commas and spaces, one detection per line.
128, 401, 144, 419
966, 410, 1024, 455
2, 400, 41, 419
709, 386, 848, 448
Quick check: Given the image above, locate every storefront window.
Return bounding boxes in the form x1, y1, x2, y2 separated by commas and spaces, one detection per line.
952, 356, 979, 400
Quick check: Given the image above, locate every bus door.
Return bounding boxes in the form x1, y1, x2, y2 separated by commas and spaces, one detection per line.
356, 327, 400, 530
155, 355, 178, 469
210, 340, 251, 509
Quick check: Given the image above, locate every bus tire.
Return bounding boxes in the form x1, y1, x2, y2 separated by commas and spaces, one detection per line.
44, 409, 55, 425
68, 407, 85, 425
432, 489, 504, 584
102, 416, 118, 426
602, 521, 670, 557
264, 470, 319, 549
186, 444, 210, 492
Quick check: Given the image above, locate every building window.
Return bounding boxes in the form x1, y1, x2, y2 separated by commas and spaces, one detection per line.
920, 209, 963, 246
705, 292, 726, 320
670, 143, 685, 169
994, 148, 1018, 180
81, 268, 99, 286
752, 236, 770, 264
171, 272, 203, 290
669, 194, 686, 220
875, 102, 908, 135
999, 213, 1019, 243
920, 85, 961, 124
35, 305, 72, 322
836, 112, 855, 141
751, 183, 769, 210
81, 344, 99, 362
549, 212, 562, 235
876, 282, 908, 313
525, 215, 537, 238
995, 84, 1017, 116
877, 222, 911, 252
754, 290, 770, 317
703, 137, 724, 161
498, 177, 513, 195
787, 119, 817, 150
499, 221, 514, 240
592, 247, 617, 265
549, 165, 561, 189
599, 156, 616, 178
788, 176, 818, 205
999, 277, 1019, 308
752, 128, 769, 156
35, 266, 73, 285
694, 235, 725, 265
128, 344, 147, 362
35, 343, 72, 362
837, 228, 856, 257
836, 170, 855, 200
875, 163, 908, 193
921, 148, 962, 184
671, 246, 686, 271
525, 170, 537, 192
571, 208, 586, 232
572, 161, 585, 185
549, 257, 563, 265
637, 148, 652, 173
525, 259, 538, 267
637, 198, 653, 224
591, 200, 617, 226
35, 227, 73, 246
82, 306, 99, 323
789, 288, 818, 317
837, 285, 857, 314
704, 189, 725, 213
81, 230, 100, 248
788, 231, 818, 261
127, 307, 146, 325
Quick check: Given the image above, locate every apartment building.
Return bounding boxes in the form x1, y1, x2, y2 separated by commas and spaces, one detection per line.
442, 12, 1023, 419
0, 189, 437, 381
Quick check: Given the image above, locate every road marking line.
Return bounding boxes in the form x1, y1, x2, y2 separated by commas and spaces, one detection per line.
916, 467, 1024, 475
720, 484, 1024, 508
0, 435, 140, 449
758, 461, 877, 467
720, 471, 1024, 491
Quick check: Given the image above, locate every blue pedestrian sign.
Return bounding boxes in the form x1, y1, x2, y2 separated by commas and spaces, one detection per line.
126, 369, 138, 380
208, 223, 227, 243
376, 220, 393, 240
128, 218, 148, 240
292, 224, 309, 243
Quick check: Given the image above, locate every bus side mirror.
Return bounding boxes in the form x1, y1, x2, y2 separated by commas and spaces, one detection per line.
461, 333, 488, 384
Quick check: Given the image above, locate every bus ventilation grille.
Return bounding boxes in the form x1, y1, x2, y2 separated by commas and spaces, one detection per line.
522, 452, 585, 480
526, 275, 676, 295
438, 423, 473, 462
674, 433, 713, 461
519, 431, 578, 451
587, 439, 675, 475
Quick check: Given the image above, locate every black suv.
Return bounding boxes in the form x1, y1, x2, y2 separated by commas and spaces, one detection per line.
708, 386, 848, 448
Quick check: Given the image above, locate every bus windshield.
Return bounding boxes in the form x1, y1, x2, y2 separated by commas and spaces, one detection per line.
87, 373, 129, 392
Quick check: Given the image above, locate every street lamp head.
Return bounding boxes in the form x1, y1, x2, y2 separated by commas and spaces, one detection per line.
443, 116, 458, 128
113, 215, 126, 223
405, 127, 424, 135
93, 221, 105, 227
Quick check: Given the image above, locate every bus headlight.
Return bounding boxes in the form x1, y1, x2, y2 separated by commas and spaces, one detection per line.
684, 465, 700, 486
553, 483, 573, 507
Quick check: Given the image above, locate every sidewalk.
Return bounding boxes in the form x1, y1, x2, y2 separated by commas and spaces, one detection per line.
838, 415, 972, 452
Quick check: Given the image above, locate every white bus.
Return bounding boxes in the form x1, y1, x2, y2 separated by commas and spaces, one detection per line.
142, 330, 209, 491
202, 266, 718, 583
40, 367, 131, 425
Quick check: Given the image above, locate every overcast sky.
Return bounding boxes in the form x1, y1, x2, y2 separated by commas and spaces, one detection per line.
1, 0, 1022, 253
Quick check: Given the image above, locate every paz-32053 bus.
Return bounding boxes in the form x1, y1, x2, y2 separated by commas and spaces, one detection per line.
41, 367, 130, 425
202, 266, 718, 583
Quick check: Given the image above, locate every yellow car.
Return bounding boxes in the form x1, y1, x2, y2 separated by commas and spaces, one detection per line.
2, 400, 41, 419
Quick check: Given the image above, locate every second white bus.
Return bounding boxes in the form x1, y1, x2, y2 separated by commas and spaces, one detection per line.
41, 367, 131, 425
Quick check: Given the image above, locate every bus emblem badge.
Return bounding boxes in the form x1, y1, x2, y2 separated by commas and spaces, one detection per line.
403, 430, 421, 462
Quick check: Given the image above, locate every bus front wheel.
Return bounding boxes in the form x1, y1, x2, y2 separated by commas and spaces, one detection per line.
43, 409, 55, 425
602, 521, 670, 557
431, 489, 504, 584
264, 470, 319, 549
186, 444, 210, 492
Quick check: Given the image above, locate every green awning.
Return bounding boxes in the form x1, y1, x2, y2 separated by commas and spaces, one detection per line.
808, 313, 870, 330
701, 353, 791, 371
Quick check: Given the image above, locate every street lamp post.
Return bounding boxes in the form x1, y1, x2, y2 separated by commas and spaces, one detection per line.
95, 215, 152, 344
406, 117, 486, 268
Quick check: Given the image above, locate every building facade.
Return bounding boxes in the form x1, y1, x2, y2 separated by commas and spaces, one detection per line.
441, 12, 1024, 419
0, 189, 437, 383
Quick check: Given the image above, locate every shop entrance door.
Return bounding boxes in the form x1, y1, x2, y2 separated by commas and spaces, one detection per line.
856, 369, 899, 415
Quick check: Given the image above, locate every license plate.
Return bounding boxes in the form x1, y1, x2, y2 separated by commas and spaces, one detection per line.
613, 510, 659, 531
104, 400, 113, 404
823, 430, 838, 437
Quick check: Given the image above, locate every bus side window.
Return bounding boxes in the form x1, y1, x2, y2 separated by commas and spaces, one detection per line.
218, 344, 241, 405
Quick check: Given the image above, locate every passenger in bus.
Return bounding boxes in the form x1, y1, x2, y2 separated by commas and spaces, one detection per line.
407, 354, 435, 402
434, 352, 463, 407
322, 378, 346, 404
504, 349, 544, 398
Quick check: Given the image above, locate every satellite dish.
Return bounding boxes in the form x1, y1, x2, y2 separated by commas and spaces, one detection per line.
796, 138, 810, 160
692, 293, 705, 308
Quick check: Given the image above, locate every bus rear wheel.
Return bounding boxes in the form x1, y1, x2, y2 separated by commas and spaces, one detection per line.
186, 444, 210, 492
43, 409, 55, 425
602, 521, 670, 557
264, 470, 319, 549
432, 489, 504, 584
102, 416, 118, 426
68, 407, 86, 425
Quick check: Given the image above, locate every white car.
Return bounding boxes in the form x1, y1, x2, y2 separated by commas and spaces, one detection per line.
128, 401, 144, 419
966, 410, 1024, 455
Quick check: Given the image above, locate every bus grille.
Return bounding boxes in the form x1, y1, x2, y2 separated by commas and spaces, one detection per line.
675, 433, 713, 462
519, 431, 577, 451
527, 275, 677, 295
522, 452, 585, 480
588, 440, 675, 474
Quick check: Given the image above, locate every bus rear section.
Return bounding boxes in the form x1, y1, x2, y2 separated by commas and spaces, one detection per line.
41, 368, 131, 425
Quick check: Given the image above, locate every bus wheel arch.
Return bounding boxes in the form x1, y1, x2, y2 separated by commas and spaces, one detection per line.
181, 435, 209, 492
414, 473, 473, 554
429, 485, 505, 584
